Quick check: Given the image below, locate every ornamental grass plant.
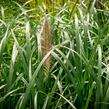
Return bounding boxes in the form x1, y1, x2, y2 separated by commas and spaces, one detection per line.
0, 0, 109, 109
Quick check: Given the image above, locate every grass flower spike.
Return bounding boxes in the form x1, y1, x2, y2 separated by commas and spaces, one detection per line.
40, 14, 52, 74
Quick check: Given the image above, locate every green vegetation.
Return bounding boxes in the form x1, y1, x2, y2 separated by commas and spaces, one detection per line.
0, 0, 109, 109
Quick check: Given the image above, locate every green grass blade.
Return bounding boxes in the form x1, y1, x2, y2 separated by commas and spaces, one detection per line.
42, 95, 49, 109
7, 42, 18, 89
0, 25, 10, 61
34, 92, 38, 109
56, 92, 77, 109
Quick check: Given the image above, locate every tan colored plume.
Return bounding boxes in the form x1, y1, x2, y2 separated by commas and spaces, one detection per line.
40, 14, 52, 74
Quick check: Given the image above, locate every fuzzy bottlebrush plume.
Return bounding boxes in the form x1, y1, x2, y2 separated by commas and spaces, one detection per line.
40, 14, 52, 74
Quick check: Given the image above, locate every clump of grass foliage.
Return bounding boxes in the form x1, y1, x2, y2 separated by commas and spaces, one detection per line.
0, 0, 109, 109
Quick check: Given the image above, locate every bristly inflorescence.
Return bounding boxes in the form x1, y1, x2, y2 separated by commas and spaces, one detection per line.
40, 14, 52, 75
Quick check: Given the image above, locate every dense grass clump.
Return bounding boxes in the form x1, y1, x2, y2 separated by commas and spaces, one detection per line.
0, 0, 109, 109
